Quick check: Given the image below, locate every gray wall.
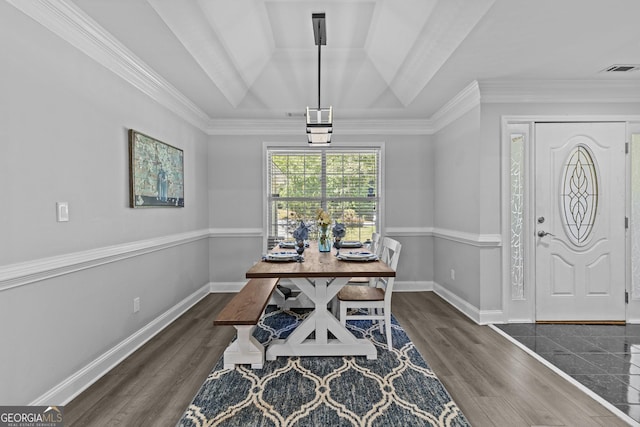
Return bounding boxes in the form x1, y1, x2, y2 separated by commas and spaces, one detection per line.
433, 107, 483, 308
434, 108, 481, 234
0, 3, 210, 404
207, 135, 435, 287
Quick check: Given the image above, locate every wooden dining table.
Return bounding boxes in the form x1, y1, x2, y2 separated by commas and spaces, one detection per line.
246, 242, 396, 361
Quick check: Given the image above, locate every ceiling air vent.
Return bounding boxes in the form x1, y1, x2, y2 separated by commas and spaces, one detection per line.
602, 64, 640, 72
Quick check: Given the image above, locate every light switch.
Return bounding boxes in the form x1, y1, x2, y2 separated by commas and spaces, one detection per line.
56, 202, 69, 222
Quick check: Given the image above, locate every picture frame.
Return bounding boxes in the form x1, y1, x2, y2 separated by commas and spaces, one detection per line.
129, 129, 184, 208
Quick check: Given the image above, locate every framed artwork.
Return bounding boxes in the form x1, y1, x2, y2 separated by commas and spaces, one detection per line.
129, 129, 184, 208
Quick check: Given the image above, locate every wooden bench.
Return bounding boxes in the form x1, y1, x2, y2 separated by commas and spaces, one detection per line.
214, 277, 279, 369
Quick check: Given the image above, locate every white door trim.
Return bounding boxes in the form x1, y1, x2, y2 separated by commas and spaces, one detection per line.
501, 115, 640, 323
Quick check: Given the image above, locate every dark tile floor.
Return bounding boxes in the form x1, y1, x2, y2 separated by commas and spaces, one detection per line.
495, 323, 640, 424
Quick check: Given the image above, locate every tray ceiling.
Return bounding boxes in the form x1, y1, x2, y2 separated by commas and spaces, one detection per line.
9, 0, 640, 127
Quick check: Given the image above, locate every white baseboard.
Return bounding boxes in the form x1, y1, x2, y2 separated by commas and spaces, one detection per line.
432, 282, 503, 325
433, 282, 480, 324
30, 283, 211, 406
478, 310, 505, 324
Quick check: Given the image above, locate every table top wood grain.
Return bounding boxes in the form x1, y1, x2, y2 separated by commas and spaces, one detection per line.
246, 243, 396, 279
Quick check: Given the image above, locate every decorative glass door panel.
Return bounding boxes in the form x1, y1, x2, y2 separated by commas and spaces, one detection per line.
560, 145, 598, 247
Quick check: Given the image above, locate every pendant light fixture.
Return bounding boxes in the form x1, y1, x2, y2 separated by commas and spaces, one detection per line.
306, 12, 332, 145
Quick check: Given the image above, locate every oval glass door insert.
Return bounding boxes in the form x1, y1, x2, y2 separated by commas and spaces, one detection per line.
561, 144, 598, 246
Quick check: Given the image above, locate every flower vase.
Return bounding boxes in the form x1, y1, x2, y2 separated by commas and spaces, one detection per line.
318, 227, 331, 252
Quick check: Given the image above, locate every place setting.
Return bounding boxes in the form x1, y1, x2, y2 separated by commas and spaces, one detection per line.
264, 221, 309, 262
336, 250, 379, 262
331, 222, 377, 261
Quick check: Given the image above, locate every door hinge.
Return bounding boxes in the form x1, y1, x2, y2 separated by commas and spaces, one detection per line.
626, 216, 630, 229
626, 142, 630, 154
626, 291, 629, 304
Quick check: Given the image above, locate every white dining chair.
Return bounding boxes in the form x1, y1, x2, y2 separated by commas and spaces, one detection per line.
348, 232, 381, 286
337, 237, 401, 348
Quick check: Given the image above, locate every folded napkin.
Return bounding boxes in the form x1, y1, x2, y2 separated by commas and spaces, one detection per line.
292, 221, 309, 241
332, 222, 346, 239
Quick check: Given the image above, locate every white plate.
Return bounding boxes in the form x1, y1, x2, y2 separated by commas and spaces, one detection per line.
278, 241, 296, 248
264, 252, 298, 262
338, 251, 377, 261
340, 241, 363, 248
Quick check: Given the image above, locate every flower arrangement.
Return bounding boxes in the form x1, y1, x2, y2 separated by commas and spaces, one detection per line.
316, 208, 332, 250
316, 208, 331, 228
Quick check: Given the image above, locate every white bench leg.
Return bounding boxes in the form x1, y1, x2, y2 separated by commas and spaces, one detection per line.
223, 325, 264, 369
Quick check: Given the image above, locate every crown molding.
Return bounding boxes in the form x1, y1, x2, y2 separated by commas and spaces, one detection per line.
206, 118, 434, 136
431, 80, 482, 132
6, 0, 211, 130
336, 119, 434, 135
480, 80, 640, 104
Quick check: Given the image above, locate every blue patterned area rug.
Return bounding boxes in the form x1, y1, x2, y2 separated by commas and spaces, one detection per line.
178, 307, 470, 427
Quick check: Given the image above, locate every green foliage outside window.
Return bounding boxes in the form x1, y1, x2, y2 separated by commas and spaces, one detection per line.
267, 149, 379, 245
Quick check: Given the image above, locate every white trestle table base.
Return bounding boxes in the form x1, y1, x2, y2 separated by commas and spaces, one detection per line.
266, 277, 377, 360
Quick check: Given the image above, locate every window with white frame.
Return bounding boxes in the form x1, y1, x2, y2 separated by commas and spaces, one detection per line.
266, 147, 381, 248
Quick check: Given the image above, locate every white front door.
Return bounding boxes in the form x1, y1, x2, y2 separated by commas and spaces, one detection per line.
535, 122, 626, 321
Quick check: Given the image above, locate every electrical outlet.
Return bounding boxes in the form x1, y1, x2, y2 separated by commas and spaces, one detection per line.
133, 297, 140, 313
450, 269, 455, 280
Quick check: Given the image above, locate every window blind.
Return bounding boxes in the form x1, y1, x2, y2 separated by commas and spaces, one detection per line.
266, 147, 381, 248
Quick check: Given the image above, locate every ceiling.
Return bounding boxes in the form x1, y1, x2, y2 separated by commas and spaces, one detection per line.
19, 0, 640, 126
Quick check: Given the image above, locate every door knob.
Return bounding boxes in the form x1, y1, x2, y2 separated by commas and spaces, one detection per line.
537, 230, 555, 237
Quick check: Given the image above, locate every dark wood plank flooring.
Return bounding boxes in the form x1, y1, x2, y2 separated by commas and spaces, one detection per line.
65, 292, 629, 426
